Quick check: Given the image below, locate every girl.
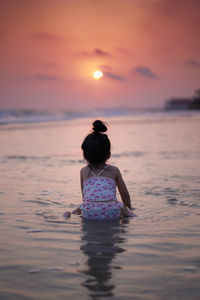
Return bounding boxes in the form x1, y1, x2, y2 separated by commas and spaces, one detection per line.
63, 120, 136, 220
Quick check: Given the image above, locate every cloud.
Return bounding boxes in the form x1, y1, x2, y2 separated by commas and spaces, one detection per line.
131, 67, 159, 79
35, 73, 63, 81
184, 59, 199, 67
31, 32, 64, 43
148, 0, 200, 17
98, 65, 125, 81
78, 48, 111, 57
104, 71, 125, 81
94, 48, 110, 56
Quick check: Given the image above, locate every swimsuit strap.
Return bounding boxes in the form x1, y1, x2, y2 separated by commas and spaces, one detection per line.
90, 170, 96, 176
86, 166, 96, 177
87, 165, 108, 177
96, 165, 108, 176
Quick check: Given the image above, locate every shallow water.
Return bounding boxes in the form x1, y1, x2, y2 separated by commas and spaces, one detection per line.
0, 112, 200, 299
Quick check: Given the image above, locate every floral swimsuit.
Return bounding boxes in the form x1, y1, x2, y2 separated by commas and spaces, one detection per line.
80, 166, 123, 220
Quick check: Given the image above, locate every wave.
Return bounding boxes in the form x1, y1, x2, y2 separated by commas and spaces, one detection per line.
0, 108, 163, 125
0, 109, 87, 125
0, 108, 199, 125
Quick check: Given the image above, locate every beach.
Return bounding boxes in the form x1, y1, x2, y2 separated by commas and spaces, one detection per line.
0, 111, 200, 299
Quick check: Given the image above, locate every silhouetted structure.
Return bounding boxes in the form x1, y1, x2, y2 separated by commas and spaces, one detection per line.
165, 99, 191, 110
189, 89, 200, 109
165, 89, 200, 110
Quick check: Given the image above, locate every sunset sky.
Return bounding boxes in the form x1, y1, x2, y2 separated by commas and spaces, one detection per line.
0, 0, 200, 110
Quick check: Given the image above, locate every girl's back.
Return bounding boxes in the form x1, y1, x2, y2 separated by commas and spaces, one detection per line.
80, 164, 123, 220
81, 164, 118, 183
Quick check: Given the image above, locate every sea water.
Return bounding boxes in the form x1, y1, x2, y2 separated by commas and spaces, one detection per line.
0, 111, 200, 299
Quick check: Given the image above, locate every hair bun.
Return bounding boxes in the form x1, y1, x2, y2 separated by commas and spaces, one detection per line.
92, 120, 107, 133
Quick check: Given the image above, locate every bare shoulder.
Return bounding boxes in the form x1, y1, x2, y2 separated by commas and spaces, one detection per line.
106, 164, 121, 178
80, 166, 89, 175
80, 166, 90, 180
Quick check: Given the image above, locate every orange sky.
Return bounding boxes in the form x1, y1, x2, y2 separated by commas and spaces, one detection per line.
0, 0, 200, 109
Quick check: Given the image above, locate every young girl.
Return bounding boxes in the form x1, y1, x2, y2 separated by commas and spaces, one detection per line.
63, 120, 136, 220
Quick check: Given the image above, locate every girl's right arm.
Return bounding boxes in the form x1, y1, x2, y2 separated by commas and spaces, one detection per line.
116, 168, 132, 209
80, 168, 84, 197
63, 169, 84, 218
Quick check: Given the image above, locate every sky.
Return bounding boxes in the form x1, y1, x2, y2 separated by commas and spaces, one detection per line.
0, 0, 200, 110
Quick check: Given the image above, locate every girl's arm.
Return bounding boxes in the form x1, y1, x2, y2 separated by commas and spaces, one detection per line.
80, 168, 84, 198
116, 168, 132, 209
71, 207, 81, 215
63, 169, 83, 218
63, 206, 81, 218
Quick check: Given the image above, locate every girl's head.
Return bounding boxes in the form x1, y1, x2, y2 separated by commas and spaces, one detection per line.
81, 120, 111, 166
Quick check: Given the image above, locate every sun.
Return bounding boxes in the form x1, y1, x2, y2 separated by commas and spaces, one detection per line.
93, 70, 103, 80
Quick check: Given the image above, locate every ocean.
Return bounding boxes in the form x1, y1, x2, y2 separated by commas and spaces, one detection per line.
0, 109, 200, 299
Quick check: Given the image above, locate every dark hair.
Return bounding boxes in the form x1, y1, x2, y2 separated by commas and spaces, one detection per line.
81, 120, 111, 165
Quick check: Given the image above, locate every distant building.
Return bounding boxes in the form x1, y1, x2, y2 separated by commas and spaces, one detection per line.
164, 89, 200, 110
189, 98, 200, 109
165, 98, 192, 110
